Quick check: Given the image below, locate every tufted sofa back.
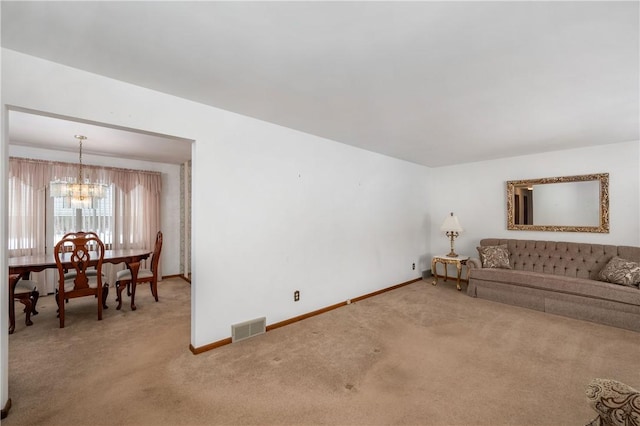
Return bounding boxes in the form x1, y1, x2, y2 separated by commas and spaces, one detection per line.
479, 239, 640, 280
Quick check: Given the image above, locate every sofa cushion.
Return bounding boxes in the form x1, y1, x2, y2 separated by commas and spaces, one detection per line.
477, 244, 511, 269
598, 256, 640, 288
470, 268, 640, 306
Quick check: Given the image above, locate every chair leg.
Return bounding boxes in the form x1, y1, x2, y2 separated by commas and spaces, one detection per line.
18, 298, 34, 326
8, 274, 20, 335
102, 284, 109, 310
151, 280, 159, 302
116, 280, 128, 310
30, 290, 39, 316
8, 300, 16, 334
97, 287, 103, 321
57, 291, 65, 328
9, 291, 40, 332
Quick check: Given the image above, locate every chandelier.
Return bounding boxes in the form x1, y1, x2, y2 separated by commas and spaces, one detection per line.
50, 135, 108, 209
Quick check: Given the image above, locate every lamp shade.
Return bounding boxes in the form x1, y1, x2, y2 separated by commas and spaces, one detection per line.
440, 212, 463, 233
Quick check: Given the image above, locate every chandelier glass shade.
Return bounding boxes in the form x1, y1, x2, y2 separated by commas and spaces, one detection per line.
50, 180, 108, 208
50, 135, 108, 209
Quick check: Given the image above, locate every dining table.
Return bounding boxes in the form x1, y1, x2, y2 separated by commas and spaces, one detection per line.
8, 248, 152, 333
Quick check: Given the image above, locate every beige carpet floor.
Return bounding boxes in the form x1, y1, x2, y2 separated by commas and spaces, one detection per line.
4, 277, 639, 425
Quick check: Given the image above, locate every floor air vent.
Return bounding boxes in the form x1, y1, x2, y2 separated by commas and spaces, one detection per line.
231, 317, 266, 343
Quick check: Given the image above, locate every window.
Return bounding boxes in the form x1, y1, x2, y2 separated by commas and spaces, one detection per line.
10, 156, 161, 255
51, 185, 114, 247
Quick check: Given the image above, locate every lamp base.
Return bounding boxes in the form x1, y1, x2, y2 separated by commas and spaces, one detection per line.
445, 231, 460, 258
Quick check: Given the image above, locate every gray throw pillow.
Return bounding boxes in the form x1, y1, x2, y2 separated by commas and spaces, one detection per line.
477, 244, 511, 269
598, 256, 640, 288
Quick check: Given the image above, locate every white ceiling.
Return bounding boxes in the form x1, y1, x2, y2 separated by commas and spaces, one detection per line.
2, 1, 638, 167
8, 109, 193, 165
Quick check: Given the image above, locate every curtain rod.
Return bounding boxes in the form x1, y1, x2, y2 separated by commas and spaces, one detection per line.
10, 156, 163, 176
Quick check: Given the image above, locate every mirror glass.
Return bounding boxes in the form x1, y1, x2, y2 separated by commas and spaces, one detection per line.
507, 173, 609, 233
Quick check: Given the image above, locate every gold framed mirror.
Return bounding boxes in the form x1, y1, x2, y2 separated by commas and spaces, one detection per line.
507, 173, 609, 233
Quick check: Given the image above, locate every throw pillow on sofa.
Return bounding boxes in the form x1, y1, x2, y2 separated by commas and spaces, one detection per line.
598, 256, 640, 288
477, 245, 512, 269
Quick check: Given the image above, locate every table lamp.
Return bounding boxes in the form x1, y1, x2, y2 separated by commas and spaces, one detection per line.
440, 212, 463, 257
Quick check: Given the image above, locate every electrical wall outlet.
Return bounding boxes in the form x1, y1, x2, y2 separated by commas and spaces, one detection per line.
412, 263, 416, 270
294, 290, 300, 301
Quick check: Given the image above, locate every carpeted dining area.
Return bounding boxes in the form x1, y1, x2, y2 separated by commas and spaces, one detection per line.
5, 277, 638, 425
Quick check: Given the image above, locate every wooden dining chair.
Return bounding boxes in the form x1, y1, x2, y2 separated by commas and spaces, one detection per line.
54, 231, 109, 328
115, 231, 163, 310
8, 273, 39, 333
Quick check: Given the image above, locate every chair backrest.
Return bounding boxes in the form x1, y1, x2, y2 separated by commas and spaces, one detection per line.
150, 231, 163, 274
54, 231, 105, 292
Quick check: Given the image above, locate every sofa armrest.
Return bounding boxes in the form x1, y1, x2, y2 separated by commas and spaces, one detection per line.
467, 258, 482, 270
585, 378, 640, 426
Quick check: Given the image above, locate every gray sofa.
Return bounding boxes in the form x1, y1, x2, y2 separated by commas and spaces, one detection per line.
467, 239, 640, 332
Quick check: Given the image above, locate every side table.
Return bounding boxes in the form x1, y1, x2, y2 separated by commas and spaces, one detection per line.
431, 255, 470, 291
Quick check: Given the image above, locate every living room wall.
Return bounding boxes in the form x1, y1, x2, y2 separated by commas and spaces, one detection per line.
5, 47, 636, 413
429, 140, 640, 259
0, 48, 431, 397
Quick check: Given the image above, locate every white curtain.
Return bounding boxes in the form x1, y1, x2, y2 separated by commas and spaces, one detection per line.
8, 157, 162, 292
7, 167, 46, 258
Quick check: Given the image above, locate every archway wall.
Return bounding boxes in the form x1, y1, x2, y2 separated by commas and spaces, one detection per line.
2, 49, 430, 361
